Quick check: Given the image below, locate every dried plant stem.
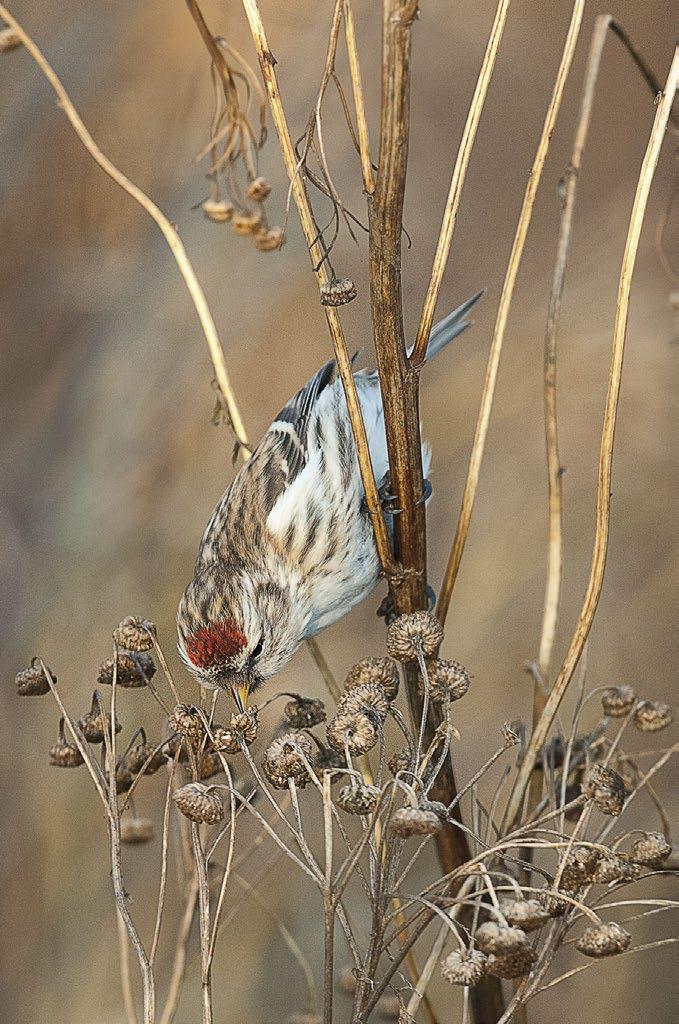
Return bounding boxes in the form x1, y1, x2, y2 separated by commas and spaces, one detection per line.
190, 822, 214, 1024
158, 879, 199, 1024
505, 47, 679, 829
411, 0, 511, 367
241, 0, 393, 575
117, 909, 140, 1024
436, 0, 585, 626
344, 0, 375, 193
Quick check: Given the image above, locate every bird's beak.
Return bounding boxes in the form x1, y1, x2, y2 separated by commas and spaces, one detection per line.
232, 679, 251, 712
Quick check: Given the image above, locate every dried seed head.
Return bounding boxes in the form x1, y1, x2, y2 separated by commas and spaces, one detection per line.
0, 27, 21, 52
633, 699, 673, 733
601, 685, 636, 717
78, 706, 122, 744
629, 831, 672, 868
339, 682, 390, 722
246, 175, 271, 201
197, 750, 223, 780
232, 212, 262, 235
49, 720, 84, 768
336, 782, 380, 815
113, 615, 156, 652
120, 817, 154, 845
202, 198, 234, 223
576, 921, 631, 958
283, 695, 326, 729
344, 656, 400, 701
440, 948, 487, 986
475, 922, 530, 956
320, 277, 356, 307
485, 947, 537, 979
591, 854, 641, 885
615, 757, 637, 791
125, 741, 166, 776
16, 659, 52, 696
537, 889, 578, 917
166, 733, 189, 761
326, 710, 378, 755
254, 226, 283, 252
115, 760, 134, 794
388, 749, 413, 777
173, 782, 224, 824
262, 731, 313, 789
211, 726, 242, 754
313, 744, 346, 776
168, 704, 204, 747
422, 659, 470, 702
390, 805, 442, 838
374, 994, 401, 1019
499, 898, 550, 933
230, 707, 258, 743
582, 764, 626, 816
97, 651, 156, 688
386, 612, 443, 662
560, 845, 601, 889
502, 721, 522, 747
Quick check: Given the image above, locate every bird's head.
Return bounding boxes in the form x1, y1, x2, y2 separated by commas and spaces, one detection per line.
177, 562, 306, 706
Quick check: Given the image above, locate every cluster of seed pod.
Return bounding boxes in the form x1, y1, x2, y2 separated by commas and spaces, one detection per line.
601, 684, 673, 732
201, 176, 284, 253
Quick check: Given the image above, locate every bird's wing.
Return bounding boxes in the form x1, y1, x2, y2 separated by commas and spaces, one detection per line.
196, 359, 338, 565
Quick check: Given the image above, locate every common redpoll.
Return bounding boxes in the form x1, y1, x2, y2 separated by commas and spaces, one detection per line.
177, 292, 482, 704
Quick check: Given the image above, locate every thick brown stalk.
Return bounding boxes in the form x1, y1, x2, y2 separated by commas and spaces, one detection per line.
505, 47, 679, 830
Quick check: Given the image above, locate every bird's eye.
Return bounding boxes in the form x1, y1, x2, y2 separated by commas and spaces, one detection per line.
251, 636, 264, 660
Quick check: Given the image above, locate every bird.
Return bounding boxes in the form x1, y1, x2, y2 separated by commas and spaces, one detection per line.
177, 290, 482, 707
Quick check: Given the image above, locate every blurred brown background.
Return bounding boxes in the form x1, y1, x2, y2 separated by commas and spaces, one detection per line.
1, 1, 677, 1022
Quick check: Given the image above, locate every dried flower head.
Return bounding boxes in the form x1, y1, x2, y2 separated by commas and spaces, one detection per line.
336, 782, 380, 815
232, 212, 262, 235
576, 921, 631, 958
212, 726, 242, 755
629, 831, 672, 868
113, 616, 156, 652
560, 845, 601, 889
197, 750, 223, 781
475, 922, 530, 956
386, 611, 443, 662
173, 782, 224, 824
168, 704, 204, 747
49, 719, 84, 767
537, 889, 578, 918
327, 710, 378, 755
202, 198, 234, 222
313, 744, 346, 776
601, 685, 636, 717
124, 738, 167, 776
344, 657, 400, 701
115, 760, 134, 794
120, 817, 154, 845
486, 946, 537, 979
339, 682, 390, 722
0, 27, 21, 52
582, 764, 626, 816
247, 176, 271, 201
390, 805, 442, 838
591, 854, 640, 885
633, 700, 673, 733
440, 948, 487, 986
97, 652, 156, 688
16, 658, 52, 696
502, 721, 522, 747
262, 731, 313, 789
254, 226, 284, 252
78, 702, 122, 744
422, 659, 470, 702
320, 277, 356, 307
388, 749, 413, 777
499, 898, 550, 933
283, 696, 326, 729
230, 708, 258, 743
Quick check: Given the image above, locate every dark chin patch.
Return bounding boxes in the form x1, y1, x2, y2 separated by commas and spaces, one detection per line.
186, 620, 247, 670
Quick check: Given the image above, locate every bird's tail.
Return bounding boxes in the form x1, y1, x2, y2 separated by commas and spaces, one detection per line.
410, 289, 484, 362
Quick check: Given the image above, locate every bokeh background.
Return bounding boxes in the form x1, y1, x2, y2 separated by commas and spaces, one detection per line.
1, 1, 677, 1022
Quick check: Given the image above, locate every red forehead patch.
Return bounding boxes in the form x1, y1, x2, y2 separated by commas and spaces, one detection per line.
186, 620, 247, 670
